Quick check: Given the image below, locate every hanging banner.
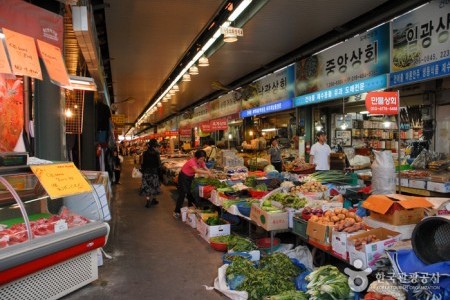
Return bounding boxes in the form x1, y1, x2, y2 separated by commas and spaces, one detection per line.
219, 92, 241, 115
199, 121, 212, 133
365, 91, 399, 115
0, 0, 63, 49
0, 42, 12, 75
294, 74, 387, 106
3, 28, 42, 80
242, 65, 295, 110
36, 39, 70, 87
240, 98, 293, 118
390, 1, 450, 86
179, 127, 192, 137
295, 23, 390, 97
210, 117, 228, 131
192, 103, 210, 124
111, 114, 126, 127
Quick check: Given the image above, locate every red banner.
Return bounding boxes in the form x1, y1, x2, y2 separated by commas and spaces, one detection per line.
163, 131, 178, 137
365, 91, 399, 115
210, 117, 228, 130
200, 122, 212, 133
179, 127, 192, 137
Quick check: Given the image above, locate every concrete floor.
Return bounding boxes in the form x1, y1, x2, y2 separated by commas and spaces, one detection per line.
62, 156, 227, 300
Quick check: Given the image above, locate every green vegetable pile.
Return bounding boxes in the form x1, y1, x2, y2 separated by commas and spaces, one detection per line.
268, 290, 308, 300
205, 216, 226, 226
254, 183, 268, 191
305, 265, 351, 300
267, 193, 308, 209
308, 171, 353, 184
226, 253, 303, 300
245, 176, 257, 188
209, 234, 257, 252
191, 177, 228, 190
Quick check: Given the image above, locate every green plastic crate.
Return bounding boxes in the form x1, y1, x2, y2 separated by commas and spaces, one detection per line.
292, 217, 308, 240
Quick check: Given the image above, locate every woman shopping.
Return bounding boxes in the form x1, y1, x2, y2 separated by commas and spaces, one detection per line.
268, 136, 284, 173
173, 150, 212, 219
141, 139, 162, 208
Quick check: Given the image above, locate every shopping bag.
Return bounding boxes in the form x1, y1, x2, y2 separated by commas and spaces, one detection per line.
132, 167, 142, 178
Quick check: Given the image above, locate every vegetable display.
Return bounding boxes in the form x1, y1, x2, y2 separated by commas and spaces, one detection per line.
304, 171, 354, 184
269, 290, 309, 300
306, 265, 351, 300
267, 193, 308, 209
353, 235, 380, 251
291, 181, 327, 193
226, 253, 303, 300
308, 208, 364, 234
205, 216, 226, 226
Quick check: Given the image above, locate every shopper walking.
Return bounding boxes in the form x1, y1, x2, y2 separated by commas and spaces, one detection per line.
309, 131, 332, 171
141, 139, 162, 208
173, 150, 212, 219
268, 136, 283, 173
112, 149, 122, 184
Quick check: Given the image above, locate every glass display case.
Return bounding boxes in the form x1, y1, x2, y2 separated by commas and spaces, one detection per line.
0, 165, 110, 299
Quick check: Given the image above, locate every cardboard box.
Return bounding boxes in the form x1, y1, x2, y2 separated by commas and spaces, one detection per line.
364, 216, 416, 240
306, 220, 333, 247
362, 194, 432, 225
331, 229, 366, 261
197, 210, 218, 221
427, 181, 450, 193
348, 228, 401, 269
250, 203, 289, 231
196, 219, 230, 242
186, 213, 197, 228
409, 179, 427, 190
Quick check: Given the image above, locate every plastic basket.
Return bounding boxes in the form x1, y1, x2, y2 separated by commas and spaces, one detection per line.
248, 189, 269, 199
412, 216, 450, 264
256, 237, 281, 254
236, 202, 251, 217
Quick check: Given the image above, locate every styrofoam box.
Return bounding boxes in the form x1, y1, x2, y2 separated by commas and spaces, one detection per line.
409, 179, 427, 190
396, 178, 409, 187
427, 181, 450, 193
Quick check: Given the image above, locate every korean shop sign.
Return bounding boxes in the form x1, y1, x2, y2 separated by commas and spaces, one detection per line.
390, 1, 450, 86
240, 98, 293, 118
365, 91, 399, 115
242, 65, 295, 110
295, 74, 387, 106
218, 92, 241, 116
193, 103, 210, 124
210, 118, 228, 131
295, 23, 390, 97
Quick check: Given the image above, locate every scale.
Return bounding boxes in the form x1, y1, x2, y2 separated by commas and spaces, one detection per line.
0, 152, 28, 167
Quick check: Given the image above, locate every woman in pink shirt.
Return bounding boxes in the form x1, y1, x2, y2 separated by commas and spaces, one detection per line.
173, 150, 212, 219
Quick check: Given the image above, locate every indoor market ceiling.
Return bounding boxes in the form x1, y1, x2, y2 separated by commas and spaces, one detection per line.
90, 0, 429, 135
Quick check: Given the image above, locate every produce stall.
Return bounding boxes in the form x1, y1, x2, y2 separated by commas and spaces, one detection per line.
179, 160, 450, 299
0, 164, 110, 299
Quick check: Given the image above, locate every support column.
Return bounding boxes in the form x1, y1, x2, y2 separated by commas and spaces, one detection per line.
34, 60, 66, 161
81, 92, 97, 170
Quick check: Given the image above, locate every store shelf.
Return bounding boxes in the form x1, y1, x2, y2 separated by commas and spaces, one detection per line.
396, 186, 448, 197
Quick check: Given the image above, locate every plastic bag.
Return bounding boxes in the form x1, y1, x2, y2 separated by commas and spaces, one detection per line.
211, 264, 248, 300
280, 245, 313, 271
371, 150, 396, 195
132, 167, 142, 178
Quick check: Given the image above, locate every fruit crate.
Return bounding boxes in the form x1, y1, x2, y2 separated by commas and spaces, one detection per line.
292, 216, 308, 240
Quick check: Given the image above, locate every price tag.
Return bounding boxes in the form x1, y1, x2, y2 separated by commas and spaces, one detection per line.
54, 219, 68, 233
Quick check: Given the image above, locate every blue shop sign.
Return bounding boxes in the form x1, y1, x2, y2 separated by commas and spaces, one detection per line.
390, 57, 450, 86
240, 98, 293, 118
294, 74, 387, 107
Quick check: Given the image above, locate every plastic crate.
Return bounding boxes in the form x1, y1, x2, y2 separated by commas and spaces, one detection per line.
292, 217, 308, 240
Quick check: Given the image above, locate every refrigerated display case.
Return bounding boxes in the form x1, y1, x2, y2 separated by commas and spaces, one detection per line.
0, 165, 110, 299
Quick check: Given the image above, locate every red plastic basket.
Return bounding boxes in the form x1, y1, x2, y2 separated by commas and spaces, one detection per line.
249, 189, 269, 199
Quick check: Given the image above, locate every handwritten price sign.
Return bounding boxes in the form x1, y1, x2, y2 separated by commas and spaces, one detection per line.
365, 91, 399, 115
30, 162, 92, 199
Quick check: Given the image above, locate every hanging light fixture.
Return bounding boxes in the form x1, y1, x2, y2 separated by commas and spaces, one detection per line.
182, 73, 191, 82
223, 32, 238, 43
172, 84, 179, 91
162, 97, 168, 103
169, 89, 176, 95
198, 56, 209, 67
157, 102, 162, 108
189, 65, 199, 75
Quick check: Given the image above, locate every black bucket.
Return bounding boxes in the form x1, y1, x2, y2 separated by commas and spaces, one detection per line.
411, 216, 450, 264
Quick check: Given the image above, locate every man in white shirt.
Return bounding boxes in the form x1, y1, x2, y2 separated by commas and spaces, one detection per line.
309, 131, 331, 170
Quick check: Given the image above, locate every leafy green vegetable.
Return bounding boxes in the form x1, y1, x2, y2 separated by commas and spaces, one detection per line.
267, 193, 308, 209
244, 176, 257, 188
259, 252, 302, 279
205, 216, 226, 226
254, 184, 268, 191
227, 235, 257, 252
305, 265, 350, 300
210, 235, 230, 243
269, 290, 309, 300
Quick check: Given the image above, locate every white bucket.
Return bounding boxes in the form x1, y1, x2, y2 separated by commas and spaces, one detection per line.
181, 207, 188, 222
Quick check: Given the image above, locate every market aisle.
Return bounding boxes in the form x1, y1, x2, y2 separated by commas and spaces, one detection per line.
63, 157, 227, 299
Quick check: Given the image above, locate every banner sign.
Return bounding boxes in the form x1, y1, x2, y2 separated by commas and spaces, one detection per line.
36, 39, 70, 87
242, 65, 295, 110
365, 91, 399, 115
163, 131, 178, 137
390, 1, 450, 86
294, 74, 387, 107
210, 117, 228, 131
111, 114, 126, 127
199, 121, 211, 133
192, 103, 210, 124
240, 98, 293, 118
295, 23, 390, 97
179, 127, 192, 137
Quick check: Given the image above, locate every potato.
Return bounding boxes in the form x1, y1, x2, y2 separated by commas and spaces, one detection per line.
331, 216, 340, 223
338, 213, 346, 220
310, 215, 319, 222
